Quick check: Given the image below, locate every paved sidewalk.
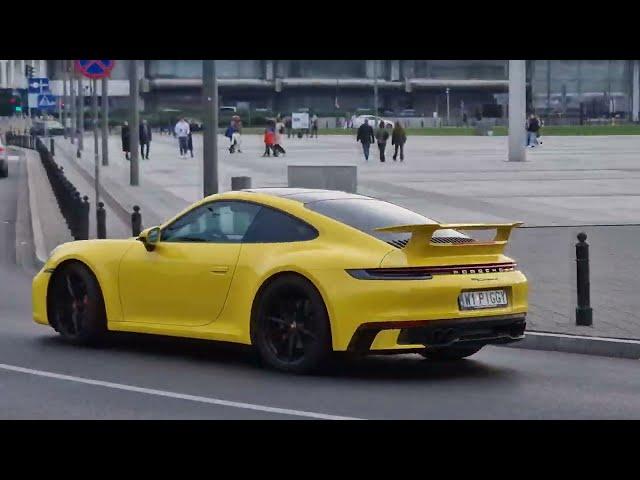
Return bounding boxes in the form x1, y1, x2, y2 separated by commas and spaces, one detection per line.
52, 133, 640, 339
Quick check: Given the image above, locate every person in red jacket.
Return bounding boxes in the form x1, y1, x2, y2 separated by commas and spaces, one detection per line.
263, 122, 277, 157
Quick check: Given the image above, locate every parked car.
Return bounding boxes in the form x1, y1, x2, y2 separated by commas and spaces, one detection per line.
351, 115, 394, 129
0, 138, 8, 178
30, 120, 65, 136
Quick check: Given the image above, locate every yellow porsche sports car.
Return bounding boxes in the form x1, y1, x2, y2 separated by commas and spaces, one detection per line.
33, 188, 528, 373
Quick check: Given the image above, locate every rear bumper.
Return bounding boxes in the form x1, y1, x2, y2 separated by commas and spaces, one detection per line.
347, 314, 526, 354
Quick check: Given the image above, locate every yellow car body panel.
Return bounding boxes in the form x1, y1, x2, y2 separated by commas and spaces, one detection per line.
32, 190, 529, 353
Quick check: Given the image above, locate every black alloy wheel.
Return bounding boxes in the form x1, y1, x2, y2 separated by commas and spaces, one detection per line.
49, 263, 107, 345
253, 275, 331, 374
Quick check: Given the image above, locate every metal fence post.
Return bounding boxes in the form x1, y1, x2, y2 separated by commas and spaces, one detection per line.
576, 232, 593, 326
96, 202, 107, 239
131, 205, 142, 236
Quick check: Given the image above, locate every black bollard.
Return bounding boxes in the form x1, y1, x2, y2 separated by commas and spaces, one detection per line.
50, 138, 55, 157
97, 202, 107, 239
131, 205, 142, 237
575, 232, 593, 326
79, 196, 90, 240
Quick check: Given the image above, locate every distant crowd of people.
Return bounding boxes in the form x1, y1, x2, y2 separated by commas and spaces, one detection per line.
120, 119, 153, 160
356, 118, 407, 162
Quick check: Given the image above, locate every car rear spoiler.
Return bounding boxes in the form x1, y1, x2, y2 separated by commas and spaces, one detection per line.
375, 222, 523, 257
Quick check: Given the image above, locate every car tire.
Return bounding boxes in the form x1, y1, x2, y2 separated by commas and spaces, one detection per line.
48, 262, 107, 345
420, 345, 484, 361
251, 274, 332, 374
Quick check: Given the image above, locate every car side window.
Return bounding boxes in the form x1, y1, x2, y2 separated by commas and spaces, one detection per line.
162, 201, 261, 243
242, 206, 318, 243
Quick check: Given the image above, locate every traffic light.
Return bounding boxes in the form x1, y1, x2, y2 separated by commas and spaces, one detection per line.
25, 64, 34, 78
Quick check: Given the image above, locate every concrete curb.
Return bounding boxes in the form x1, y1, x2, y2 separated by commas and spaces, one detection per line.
12, 149, 42, 272
502, 331, 640, 359
23, 148, 47, 268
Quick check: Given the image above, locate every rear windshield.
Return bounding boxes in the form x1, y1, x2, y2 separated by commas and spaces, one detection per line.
305, 198, 436, 242
305, 198, 471, 244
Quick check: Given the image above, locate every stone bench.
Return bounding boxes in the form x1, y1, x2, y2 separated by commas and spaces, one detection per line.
287, 165, 357, 193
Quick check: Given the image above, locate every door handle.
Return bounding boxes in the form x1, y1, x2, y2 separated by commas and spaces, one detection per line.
210, 266, 230, 274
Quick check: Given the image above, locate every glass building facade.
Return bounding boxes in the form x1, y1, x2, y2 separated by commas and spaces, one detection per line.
61, 60, 635, 121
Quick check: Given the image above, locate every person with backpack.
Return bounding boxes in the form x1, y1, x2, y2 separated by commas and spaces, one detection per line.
526, 114, 540, 148
391, 121, 407, 162
375, 120, 390, 162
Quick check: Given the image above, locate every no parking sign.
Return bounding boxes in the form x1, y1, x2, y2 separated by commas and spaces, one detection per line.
75, 60, 115, 79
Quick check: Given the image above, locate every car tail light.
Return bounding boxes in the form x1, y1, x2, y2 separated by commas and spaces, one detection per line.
346, 262, 517, 280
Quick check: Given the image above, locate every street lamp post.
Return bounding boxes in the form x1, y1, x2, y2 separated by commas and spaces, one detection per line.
203, 60, 219, 197
373, 60, 379, 124
129, 60, 140, 186
446, 87, 450, 125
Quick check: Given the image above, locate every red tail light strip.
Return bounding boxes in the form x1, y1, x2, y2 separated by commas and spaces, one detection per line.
347, 263, 517, 280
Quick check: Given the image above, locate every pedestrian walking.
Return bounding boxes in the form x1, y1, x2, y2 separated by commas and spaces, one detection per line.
356, 118, 375, 161
121, 121, 130, 161
285, 116, 292, 138
263, 123, 276, 157
273, 117, 287, 156
187, 128, 194, 158
526, 114, 540, 148
232, 116, 243, 153
375, 120, 390, 162
537, 116, 544, 145
311, 114, 319, 138
174, 117, 190, 158
139, 119, 152, 160
391, 121, 406, 162
225, 121, 236, 153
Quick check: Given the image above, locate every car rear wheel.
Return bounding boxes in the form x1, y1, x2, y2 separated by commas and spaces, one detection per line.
420, 345, 483, 361
48, 262, 107, 345
252, 275, 332, 374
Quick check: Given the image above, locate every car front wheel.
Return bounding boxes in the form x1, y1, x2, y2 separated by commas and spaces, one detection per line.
48, 262, 107, 345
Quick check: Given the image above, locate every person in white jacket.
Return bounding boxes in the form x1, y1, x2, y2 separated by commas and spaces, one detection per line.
174, 118, 191, 158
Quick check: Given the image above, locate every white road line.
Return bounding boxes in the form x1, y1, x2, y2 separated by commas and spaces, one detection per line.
0, 363, 361, 420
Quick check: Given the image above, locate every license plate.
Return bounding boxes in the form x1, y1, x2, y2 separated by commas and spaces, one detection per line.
459, 289, 508, 310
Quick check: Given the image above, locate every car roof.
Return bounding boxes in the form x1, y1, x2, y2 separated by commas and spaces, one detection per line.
243, 188, 373, 204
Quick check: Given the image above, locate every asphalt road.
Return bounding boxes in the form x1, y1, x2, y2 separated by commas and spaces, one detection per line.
1, 153, 640, 419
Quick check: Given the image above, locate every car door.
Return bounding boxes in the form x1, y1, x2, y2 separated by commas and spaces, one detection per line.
118, 200, 262, 327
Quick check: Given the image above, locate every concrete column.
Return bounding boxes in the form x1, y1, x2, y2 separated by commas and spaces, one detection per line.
19, 60, 25, 86
633, 60, 639, 122
391, 60, 400, 81
508, 60, 527, 162
366, 60, 375, 78
0, 61, 6, 88
265, 60, 274, 80
8, 60, 15, 87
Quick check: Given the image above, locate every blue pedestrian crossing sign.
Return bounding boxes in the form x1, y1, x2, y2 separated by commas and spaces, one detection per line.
37, 94, 57, 110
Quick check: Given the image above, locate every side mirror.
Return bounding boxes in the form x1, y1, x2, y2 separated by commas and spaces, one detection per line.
137, 226, 161, 252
